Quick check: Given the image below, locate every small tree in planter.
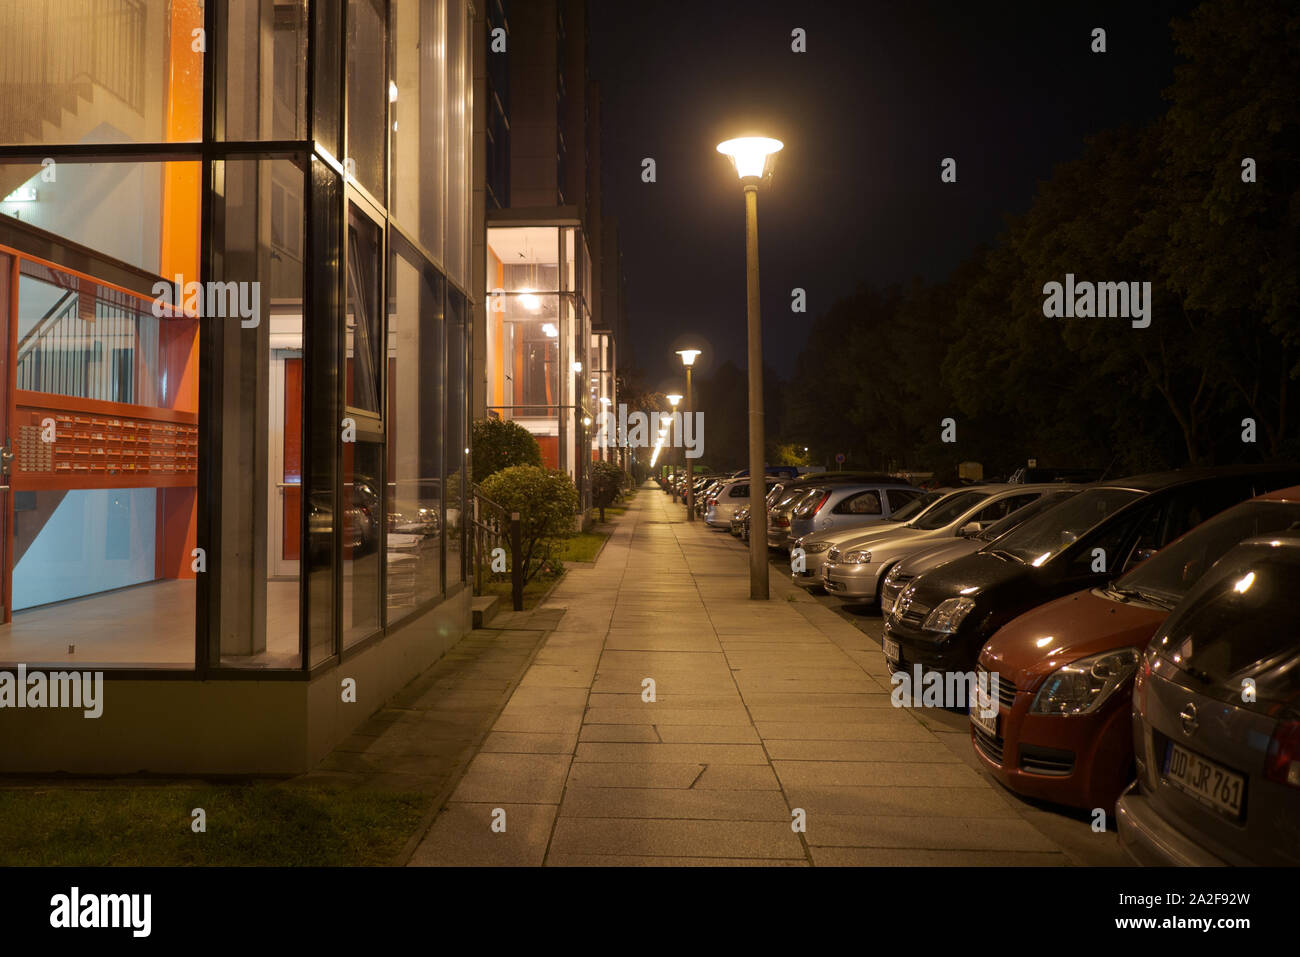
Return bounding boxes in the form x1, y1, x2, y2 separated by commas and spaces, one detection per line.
590, 460, 628, 522
472, 418, 542, 483
479, 466, 579, 582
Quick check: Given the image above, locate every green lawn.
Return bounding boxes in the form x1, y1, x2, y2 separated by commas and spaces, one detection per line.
0, 784, 431, 866
555, 529, 609, 563
480, 576, 558, 610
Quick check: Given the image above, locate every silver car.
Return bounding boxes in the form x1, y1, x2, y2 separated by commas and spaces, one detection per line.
766, 486, 828, 551
791, 488, 950, 589
821, 485, 1028, 605
878, 486, 1083, 614
704, 477, 780, 529
1118, 534, 1300, 865
785, 482, 923, 547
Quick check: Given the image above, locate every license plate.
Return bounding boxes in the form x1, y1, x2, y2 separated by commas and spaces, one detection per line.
970, 686, 998, 736
1163, 742, 1245, 818
883, 637, 900, 662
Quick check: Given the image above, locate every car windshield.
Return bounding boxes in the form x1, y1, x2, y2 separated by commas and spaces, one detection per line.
910, 489, 993, 530
991, 487, 1143, 564
886, 489, 944, 523
1117, 500, 1300, 605
1152, 553, 1300, 703
975, 489, 1079, 541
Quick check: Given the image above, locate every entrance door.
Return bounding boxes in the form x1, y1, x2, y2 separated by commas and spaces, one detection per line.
268, 348, 302, 579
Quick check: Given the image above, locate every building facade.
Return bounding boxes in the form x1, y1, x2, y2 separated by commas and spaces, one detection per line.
476, 0, 624, 501
0, 0, 477, 773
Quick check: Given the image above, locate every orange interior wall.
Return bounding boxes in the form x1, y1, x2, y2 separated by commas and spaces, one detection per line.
492, 251, 505, 408
157, 0, 204, 580
536, 435, 559, 471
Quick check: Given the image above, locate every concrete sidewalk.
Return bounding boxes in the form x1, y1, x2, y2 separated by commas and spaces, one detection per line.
408, 484, 1117, 866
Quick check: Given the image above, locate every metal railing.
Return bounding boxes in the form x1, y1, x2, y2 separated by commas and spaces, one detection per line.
0, 0, 147, 142
469, 483, 508, 597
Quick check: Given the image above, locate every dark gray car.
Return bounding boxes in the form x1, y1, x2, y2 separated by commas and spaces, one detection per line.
1118, 532, 1300, 865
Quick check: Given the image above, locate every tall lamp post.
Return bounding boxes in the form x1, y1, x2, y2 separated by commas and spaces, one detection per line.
717, 135, 782, 599
677, 349, 701, 521
666, 394, 682, 502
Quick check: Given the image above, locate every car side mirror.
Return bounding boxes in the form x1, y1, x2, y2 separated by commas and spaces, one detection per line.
960, 522, 984, 538
1181, 558, 1203, 584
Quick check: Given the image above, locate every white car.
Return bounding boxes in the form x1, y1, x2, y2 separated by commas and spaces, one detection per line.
704, 476, 780, 528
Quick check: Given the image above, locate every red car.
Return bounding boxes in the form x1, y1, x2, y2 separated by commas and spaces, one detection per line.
973, 485, 1300, 810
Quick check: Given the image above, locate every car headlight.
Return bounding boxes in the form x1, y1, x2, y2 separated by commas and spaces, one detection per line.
842, 549, 872, 564
801, 540, 831, 554
921, 596, 976, 634
1030, 648, 1140, 715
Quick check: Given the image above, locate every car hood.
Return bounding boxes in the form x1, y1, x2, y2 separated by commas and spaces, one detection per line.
894, 538, 982, 577
980, 588, 1168, 692
833, 524, 930, 551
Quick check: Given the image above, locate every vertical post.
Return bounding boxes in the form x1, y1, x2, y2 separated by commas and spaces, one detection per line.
685, 365, 695, 521
510, 511, 523, 611
744, 184, 768, 599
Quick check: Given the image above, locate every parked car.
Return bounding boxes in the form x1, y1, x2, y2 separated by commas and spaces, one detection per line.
785, 480, 923, 548
879, 487, 1082, 615
882, 465, 1300, 679
975, 486, 1300, 810
704, 476, 781, 528
730, 504, 749, 537
822, 484, 1065, 606
1117, 534, 1300, 864
791, 488, 952, 589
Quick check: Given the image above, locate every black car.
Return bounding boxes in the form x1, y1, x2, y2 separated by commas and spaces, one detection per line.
882, 465, 1300, 679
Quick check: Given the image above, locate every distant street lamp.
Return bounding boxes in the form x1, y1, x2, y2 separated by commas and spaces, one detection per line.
666, 394, 683, 502
677, 349, 701, 521
717, 135, 783, 599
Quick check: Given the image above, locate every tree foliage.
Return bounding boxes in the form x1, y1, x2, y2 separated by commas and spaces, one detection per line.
479, 466, 578, 582
472, 418, 542, 484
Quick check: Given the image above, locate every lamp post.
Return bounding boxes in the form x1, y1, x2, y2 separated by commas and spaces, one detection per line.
677, 349, 701, 521
717, 135, 782, 599
666, 394, 682, 502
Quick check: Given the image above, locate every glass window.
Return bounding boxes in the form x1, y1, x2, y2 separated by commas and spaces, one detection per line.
0, 251, 200, 670
342, 438, 382, 646
1, 159, 197, 276
313, 0, 343, 156
993, 487, 1144, 564
445, 289, 468, 584
838, 491, 883, 516
387, 235, 444, 617
346, 0, 386, 197
306, 156, 341, 667
346, 205, 382, 414
444, 0, 468, 284
886, 488, 920, 512
1119, 500, 1300, 604
216, 0, 308, 141
205, 156, 305, 670
0, 0, 202, 146
391, 0, 446, 256
910, 489, 990, 529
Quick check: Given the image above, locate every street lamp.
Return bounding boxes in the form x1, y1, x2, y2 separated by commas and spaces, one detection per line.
717, 134, 783, 599
666, 394, 682, 502
677, 349, 701, 521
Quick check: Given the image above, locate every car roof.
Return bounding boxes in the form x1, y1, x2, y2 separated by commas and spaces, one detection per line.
1254, 484, 1300, 503
1102, 464, 1300, 493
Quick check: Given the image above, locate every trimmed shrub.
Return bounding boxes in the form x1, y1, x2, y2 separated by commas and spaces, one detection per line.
479, 466, 579, 582
472, 418, 542, 483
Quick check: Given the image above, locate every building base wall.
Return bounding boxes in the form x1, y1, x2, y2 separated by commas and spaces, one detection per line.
0, 590, 472, 775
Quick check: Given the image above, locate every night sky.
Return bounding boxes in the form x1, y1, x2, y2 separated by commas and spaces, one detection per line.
588, 0, 1201, 391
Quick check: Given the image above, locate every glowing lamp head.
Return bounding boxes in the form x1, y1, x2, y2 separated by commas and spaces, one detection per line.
677, 348, 701, 367
717, 136, 783, 181
666, 394, 683, 408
